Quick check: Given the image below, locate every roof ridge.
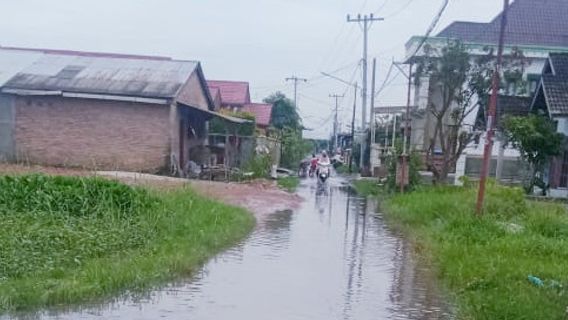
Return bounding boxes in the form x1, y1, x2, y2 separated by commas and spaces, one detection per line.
0, 46, 173, 61
207, 80, 250, 84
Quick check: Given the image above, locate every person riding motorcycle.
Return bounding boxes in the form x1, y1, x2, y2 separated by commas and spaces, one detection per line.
316, 151, 331, 182
309, 154, 318, 177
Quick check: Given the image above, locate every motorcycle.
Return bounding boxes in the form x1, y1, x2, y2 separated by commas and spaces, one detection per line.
298, 163, 309, 178
317, 163, 331, 185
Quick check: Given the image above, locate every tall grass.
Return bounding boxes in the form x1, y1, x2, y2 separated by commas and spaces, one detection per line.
352, 179, 382, 197
277, 176, 300, 192
386, 183, 568, 319
0, 175, 255, 312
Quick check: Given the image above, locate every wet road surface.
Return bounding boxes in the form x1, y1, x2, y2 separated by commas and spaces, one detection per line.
12, 177, 451, 320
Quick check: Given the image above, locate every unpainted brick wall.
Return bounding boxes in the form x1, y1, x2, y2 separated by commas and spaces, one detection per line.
14, 96, 170, 172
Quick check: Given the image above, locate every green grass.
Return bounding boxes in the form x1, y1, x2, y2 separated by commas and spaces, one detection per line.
385, 183, 568, 319
277, 176, 300, 192
0, 174, 255, 312
352, 179, 381, 196
335, 164, 357, 175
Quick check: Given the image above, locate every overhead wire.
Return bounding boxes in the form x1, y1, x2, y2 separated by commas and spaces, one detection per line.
373, 0, 450, 100
383, 0, 415, 19
408, 0, 450, 58
373, 0, 391, 15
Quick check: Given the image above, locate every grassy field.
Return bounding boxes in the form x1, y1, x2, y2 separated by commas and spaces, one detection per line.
385, 183, 568, 319
277, 176, 300, 192
0, 174, 255, 312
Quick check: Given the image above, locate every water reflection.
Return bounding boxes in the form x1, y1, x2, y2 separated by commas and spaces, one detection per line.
6, 177, 451, 320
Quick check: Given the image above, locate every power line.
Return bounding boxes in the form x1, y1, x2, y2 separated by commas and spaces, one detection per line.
408, 0, 450, 58
298, 93, 331, 107
383, 0, 416, 19
373, 0, 391, 15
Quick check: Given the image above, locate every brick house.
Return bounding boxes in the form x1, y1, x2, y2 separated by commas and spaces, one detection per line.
0, 47, 242, 174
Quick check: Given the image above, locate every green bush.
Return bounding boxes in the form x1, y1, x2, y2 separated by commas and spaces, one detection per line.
243, 154, 272, 179
385, 142, 422, 192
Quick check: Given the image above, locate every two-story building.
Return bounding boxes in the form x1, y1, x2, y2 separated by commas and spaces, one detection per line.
404, 0, 568, 183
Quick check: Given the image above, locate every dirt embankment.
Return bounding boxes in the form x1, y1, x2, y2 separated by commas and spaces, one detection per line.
0, 164, 301, 217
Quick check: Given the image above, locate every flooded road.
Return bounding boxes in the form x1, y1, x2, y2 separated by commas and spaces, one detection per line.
14, 177, 450, 320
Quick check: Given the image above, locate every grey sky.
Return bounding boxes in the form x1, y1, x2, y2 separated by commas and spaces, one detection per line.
0, 0, 503, 138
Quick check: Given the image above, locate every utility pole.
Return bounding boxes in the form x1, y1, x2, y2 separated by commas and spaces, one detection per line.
330, 94, 345, 152
477, 0, 510, 215
347, 14, 384, 167
285, 76, 307, 109
349, 82, 358, 173
400, 63, 413, 193
370, 58, 377, 171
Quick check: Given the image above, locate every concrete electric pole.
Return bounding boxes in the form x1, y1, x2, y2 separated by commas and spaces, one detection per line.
285, 76, 307, 109
330, 94, 345, 152
347, 13, 383, 170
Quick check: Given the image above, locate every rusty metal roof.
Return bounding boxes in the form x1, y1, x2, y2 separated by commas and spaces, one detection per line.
0, 47, 199, 99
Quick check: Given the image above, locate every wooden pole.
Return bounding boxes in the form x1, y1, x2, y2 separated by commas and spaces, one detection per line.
476, 0, 510, 215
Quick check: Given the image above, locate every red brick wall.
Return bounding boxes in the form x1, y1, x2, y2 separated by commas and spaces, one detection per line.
14, 96, 170, 172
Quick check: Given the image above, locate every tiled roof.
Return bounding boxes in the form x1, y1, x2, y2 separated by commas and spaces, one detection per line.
533, 53, 568, 115
542, 75, 568, 115
242, 103, 273, 127
437, 0, 568, 48
475, 95, 532, 130
207, 80, 251, 105
549, 53, 568, 75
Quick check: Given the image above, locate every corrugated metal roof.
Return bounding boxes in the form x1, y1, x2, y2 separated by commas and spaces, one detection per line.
0, 48, 199, 99
0, 49, 43, 87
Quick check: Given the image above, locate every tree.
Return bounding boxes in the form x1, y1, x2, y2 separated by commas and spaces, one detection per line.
416, 41, 526, 184
263, 92, 309, 168
280, 127, 312, 169
263, 92, 301, 130
503, 115, 563, 194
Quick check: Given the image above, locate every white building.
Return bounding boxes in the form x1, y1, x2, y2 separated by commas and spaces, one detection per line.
404, 0, 568, 184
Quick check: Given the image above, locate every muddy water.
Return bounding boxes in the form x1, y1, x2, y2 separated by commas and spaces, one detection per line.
13, 177, 451, 320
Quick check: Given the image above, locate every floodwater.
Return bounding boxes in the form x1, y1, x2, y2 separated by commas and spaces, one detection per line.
10, 177, 451, 320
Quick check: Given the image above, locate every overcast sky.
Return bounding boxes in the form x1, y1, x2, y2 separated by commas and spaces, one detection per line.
0, 0, 503, 139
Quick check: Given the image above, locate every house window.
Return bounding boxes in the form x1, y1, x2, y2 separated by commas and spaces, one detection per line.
560, 151, 568, 188
529, 80, 538, 95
